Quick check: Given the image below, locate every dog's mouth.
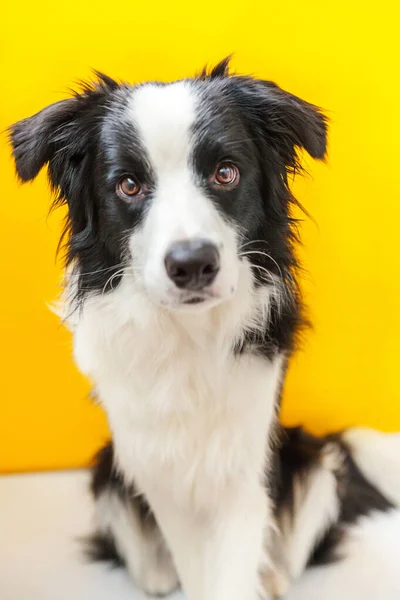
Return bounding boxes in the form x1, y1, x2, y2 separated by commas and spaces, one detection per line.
165, 289, 224, 311
183, 296, 207, 305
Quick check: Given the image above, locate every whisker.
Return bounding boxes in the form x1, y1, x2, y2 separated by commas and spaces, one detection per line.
101, 269, 125, 296
238, 239, 271, 251
250, 263, 275, 278
239, 250, 283, 279
68, 263, 126, 278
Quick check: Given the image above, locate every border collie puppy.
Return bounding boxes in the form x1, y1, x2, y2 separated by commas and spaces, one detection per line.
10, 59, 328, 600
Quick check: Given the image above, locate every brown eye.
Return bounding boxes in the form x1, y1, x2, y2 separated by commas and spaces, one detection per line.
213, 163, 240, 187
116, 176, 141, 200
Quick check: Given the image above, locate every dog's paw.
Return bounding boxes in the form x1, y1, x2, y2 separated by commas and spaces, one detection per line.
137, 560, 179, 598
260, 566, 290, 599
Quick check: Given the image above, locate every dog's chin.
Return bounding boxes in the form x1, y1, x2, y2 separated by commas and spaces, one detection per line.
154, 289, 234, 313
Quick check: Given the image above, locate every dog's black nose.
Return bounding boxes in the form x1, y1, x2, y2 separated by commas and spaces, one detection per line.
165, 240, 220, 290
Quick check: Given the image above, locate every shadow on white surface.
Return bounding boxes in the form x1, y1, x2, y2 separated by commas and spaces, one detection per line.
0, 471, 399, 600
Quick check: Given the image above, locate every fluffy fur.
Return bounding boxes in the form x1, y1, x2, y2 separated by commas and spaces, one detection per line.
272, 426, 397, 593
88, 426, 400, 599
10, 59, 328, 600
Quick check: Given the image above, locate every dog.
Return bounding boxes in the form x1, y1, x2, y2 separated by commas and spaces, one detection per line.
10, 58, 332, 600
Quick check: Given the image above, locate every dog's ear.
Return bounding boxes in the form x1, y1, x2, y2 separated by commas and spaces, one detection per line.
9, 73, 118, 184
259, 82, 328, 161
229, 77, 328, 164
9, 99, 81, 182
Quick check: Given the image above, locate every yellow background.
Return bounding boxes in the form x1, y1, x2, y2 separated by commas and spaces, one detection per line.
1, 1, 399, 473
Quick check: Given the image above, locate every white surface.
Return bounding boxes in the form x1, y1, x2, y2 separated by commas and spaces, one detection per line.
0, 470, 399, 600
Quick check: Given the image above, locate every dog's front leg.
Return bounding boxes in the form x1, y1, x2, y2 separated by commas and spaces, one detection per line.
148, 482, 270, 600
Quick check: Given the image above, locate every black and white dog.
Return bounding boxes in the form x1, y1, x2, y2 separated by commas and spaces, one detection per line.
9, 59, 400, 599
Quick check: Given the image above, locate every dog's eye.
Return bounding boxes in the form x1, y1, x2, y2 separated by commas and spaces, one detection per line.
213, 163, 240, 187
116, 176, 142, 200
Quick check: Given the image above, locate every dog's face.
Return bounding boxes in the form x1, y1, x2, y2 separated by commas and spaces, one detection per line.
10, 60, 327, 312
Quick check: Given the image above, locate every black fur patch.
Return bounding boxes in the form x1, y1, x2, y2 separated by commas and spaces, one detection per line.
85, 531, 124, 568
90, 441, 125, 498
273, 426, 395, 568
309, 437, 394, 566
338, 442, 394, 524
194, 62, 326, 358
87, 441, 156, 567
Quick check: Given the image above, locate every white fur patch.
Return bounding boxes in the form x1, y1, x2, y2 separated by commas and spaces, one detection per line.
280, 463, 340, 579
343, 427, 400, 507
73, 275, 283, 507
127, 82, 241, 309
95, 490, 178, 595
286, 509, 400, 600
71, 270, 283, 600
129, 82, 196, 174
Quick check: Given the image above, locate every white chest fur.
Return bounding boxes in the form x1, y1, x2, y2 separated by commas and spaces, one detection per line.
72, 277, 283, 510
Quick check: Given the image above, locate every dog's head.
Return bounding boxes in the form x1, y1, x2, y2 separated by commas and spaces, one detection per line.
9, 59, 327, 313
